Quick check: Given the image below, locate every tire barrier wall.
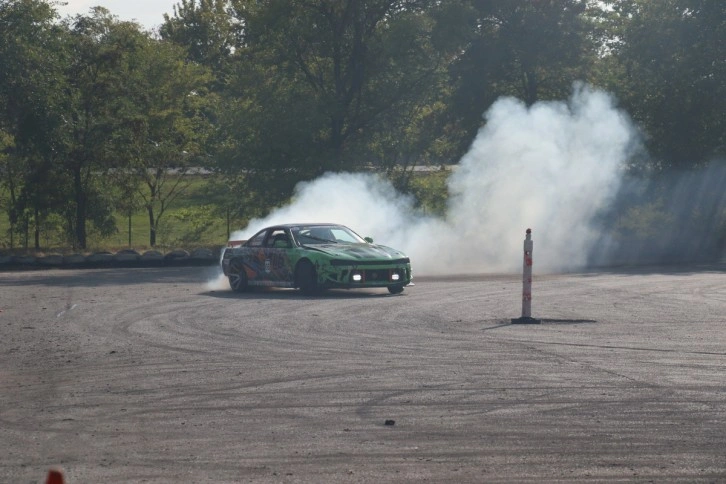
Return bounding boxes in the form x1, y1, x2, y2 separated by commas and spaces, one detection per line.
0, 247, 221, 271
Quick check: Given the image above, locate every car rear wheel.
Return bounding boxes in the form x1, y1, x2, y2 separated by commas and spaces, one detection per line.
296, 260, 319, 295
388, 284, 404, 294
228, 259, 250, 292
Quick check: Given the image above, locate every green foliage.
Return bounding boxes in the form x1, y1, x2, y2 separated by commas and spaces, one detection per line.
37, 213, 67, 249
217, 0, 452, 204
615, 199, 673, 241
609, 195, 726, 263
0, 0, 68, 248
442, 0, 598, 157
160, 204, 218, 247
109, 34, 215, 246
598, 0, 725, 168
160, 0, 242, 82
406, 169, 451, 217
0, 175, 229, 250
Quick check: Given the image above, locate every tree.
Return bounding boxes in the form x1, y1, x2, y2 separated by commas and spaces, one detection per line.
0, 0, 68, 249
160, 0, 242, 79
52, 8, 150, 248
600, 0, 725, 168
441, 0, 599, 156
111, 36, 214, 247
217, 0, 448, 207
0, 129, 17, 246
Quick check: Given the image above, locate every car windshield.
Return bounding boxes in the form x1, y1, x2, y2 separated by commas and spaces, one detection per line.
291, 225, 366, 245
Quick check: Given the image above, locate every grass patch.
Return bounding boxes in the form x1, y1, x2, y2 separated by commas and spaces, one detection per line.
0, 175, 244, 253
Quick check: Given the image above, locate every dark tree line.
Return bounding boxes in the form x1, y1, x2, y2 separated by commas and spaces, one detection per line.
1, 0, 723, 249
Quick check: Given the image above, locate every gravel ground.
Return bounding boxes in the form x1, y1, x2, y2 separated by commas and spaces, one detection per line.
1, 264, 725, 483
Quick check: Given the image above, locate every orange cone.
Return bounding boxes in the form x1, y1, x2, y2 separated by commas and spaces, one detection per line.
46, 469, 64, 484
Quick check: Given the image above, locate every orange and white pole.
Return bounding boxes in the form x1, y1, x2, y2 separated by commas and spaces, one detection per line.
522, 228, 533, 317
512, 228, 540, 324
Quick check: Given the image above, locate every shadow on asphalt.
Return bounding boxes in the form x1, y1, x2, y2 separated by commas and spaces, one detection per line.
540, 318, 598, 324
202, 287, 400, 300
484, 318, 598, 330
0, 266, 220, 287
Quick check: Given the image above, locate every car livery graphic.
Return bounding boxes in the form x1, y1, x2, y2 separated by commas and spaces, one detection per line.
221, 223, 412, 294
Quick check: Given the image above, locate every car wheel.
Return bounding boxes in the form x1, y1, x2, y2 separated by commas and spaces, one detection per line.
296, 260, 319, 295
228, 258, 250, 292
388, 284, 404, 294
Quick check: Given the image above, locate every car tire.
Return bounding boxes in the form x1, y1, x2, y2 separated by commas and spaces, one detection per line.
296, 260, 319, 295
228, 258, 250, 292
388, 284, 404, 294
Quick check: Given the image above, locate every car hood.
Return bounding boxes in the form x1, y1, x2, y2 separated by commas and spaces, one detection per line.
303, 243, 408, 261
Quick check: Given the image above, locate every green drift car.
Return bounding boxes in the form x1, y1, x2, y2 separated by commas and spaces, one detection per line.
221, 223, 412, 294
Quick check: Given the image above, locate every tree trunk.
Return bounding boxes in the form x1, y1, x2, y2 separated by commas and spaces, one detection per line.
522, 69, 538, 107
34, 207, 40, 250
8, 179, 17, 249
74, 168, 87, 249
23, 216, 29, 249
147, 205, 156, 247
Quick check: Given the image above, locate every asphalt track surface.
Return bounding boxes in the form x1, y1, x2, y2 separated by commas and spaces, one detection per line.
1, 264, 725, 483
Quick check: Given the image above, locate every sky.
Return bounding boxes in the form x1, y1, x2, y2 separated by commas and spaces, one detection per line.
55, 0, 179, 31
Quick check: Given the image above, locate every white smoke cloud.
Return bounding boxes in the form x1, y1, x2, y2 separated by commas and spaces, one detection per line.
231, 83, 638, 275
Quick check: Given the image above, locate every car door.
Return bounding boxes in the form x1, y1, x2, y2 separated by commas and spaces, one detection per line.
260, 229, 295, 286
239, 229, 270, 284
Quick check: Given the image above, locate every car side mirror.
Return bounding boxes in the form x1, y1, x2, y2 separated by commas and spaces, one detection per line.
364, 237, 373, 243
